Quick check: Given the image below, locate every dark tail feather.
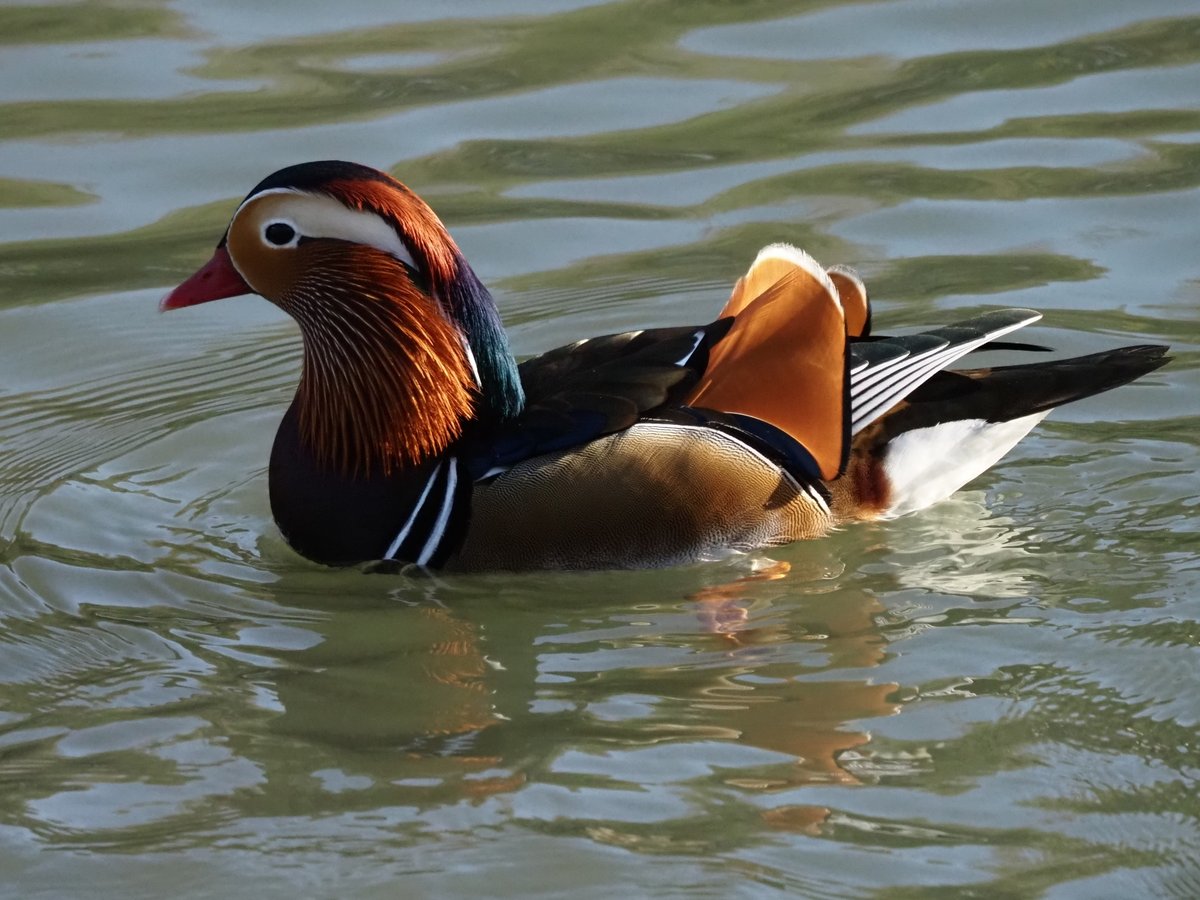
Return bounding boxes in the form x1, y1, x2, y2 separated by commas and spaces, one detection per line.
898, 344, 1170, 430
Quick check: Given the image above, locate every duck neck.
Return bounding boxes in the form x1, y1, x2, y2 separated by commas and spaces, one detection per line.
287, 272, 477, 478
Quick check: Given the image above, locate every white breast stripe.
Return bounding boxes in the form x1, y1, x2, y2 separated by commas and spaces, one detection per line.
416, 457, 459, 566
384, 460, 443, 559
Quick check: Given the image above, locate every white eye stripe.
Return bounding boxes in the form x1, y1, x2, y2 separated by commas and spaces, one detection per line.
236, 187, 421, 272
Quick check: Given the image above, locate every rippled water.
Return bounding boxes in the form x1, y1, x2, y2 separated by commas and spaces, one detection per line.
2, 2, 1198, 897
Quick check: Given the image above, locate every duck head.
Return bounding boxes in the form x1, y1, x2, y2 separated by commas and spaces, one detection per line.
163, 161, 524, 476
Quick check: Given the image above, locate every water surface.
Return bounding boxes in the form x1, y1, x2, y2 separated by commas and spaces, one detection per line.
1, 1, 1198, 897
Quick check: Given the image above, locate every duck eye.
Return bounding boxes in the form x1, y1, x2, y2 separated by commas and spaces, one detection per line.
264, 222, 296, 246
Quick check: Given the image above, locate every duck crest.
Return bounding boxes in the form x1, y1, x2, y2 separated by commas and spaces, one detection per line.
438, 259, 525, 422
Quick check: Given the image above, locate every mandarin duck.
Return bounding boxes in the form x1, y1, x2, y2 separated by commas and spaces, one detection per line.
162, 161, 1168, 571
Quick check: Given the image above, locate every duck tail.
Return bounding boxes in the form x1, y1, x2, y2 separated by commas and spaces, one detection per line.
836, 344, 1170, 520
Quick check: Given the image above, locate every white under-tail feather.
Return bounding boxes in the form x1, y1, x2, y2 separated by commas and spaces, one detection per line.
879, 412, 1048, 518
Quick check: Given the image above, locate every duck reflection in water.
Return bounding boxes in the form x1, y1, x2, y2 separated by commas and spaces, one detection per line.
231, 548, 895, 836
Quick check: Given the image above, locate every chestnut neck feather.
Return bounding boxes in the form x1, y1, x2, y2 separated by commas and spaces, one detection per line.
285, 244, 476, 477
322, 176, 525, 422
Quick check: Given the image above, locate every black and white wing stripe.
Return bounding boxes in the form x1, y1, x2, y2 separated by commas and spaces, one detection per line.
849, 309, 1042, 435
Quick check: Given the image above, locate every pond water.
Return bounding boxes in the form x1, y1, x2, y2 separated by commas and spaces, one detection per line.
1, 1, 1198, 897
